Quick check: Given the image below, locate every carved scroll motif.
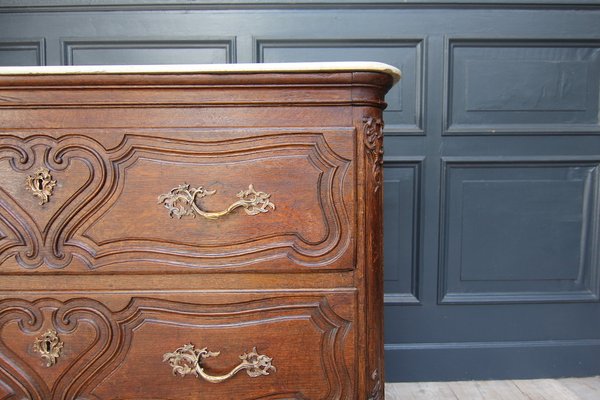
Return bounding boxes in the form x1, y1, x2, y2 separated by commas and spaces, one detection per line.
368, 369, 383, 400
363, 117, 384, 193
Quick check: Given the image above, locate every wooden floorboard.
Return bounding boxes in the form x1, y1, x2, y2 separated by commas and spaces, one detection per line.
559, 377, 600, 400
385, 377, 600, 400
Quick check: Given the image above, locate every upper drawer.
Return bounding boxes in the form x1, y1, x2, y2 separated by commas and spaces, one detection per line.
0, 128, 356, 273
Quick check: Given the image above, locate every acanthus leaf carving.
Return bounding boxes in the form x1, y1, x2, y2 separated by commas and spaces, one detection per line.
368, 369, 383, 400
363, 116, 384, 194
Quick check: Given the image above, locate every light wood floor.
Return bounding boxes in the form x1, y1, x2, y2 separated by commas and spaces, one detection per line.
385, 377, 600, 399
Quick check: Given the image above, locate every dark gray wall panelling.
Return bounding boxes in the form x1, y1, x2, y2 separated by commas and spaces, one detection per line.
383, 158, 424, 305
61, 38, 236, 65
1, 4, 600, 382
0, 38, 45, 65
440, 158, 600, 304
445, 39, 600, 135
256, 39, 425, 134
1, 0, 600, 9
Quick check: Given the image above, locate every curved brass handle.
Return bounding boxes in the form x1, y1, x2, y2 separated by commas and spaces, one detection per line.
162, 344, 276, 384
158, 184, 275, 220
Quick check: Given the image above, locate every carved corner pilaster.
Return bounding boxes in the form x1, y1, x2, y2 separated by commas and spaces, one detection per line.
362, 116, 384, 193
368, 369, 383, 400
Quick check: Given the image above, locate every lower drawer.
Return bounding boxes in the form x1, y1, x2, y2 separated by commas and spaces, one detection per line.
0, 291, 356, 400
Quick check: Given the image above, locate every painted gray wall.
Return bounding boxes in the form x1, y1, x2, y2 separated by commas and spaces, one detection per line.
1, 0, 600, 382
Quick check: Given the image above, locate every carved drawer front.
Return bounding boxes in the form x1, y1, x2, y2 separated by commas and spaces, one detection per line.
0, 129, 356, 274
0, 293, 356, 400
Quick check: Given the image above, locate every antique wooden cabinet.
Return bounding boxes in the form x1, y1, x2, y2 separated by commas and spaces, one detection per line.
0, 62, 399, 399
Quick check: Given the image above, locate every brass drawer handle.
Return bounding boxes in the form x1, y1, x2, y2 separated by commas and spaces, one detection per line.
163, 344, 276, 384
158, 183, 275, 220
32, 329, 63, 367
26, 167, 57, 205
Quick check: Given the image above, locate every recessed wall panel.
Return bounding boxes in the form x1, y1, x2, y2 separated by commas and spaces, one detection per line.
445, 40, 600, 134
440, 159, 600, 303
256, 38, 424, 134
0, 39, 45, 66
383, 159, 423, 304
62, 38, 235, 65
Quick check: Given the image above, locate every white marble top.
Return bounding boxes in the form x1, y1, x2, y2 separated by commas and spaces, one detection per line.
0, 62, 401, 84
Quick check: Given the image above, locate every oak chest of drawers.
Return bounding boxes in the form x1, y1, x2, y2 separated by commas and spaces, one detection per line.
0, 62, 399, 400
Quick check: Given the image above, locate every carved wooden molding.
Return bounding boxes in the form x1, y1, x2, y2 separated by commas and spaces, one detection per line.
0, 132, 352, 272
368, 369, 383, 400
363, 116, 384, 193
0, 295, 353, 398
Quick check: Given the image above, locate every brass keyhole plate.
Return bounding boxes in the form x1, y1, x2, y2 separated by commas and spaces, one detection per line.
26, 167, 57, 206
33, 329, 63, 367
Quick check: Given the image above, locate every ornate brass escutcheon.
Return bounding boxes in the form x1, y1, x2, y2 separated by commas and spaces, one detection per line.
26, 167, 57, 205
163, 344, 276, 383
33, 329, 63, 367
158, 183, 275, 220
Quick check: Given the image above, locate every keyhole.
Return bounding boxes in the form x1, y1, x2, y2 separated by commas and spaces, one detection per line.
36, 179, 44, 191
44, 340, 51, 352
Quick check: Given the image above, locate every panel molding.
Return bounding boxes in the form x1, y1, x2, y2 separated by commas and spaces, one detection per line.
254, 37, 425, 135
61, 37, 236, 65
0, 38, 45, 66
0, 295, 353, 396
0, 131, 355, 273
385, 338, 600, 381
383, 157, 424, 305
1, 1, 600, 11
386, 338, 600, 351
443, 38, 600, 135
439, 156, 600, 304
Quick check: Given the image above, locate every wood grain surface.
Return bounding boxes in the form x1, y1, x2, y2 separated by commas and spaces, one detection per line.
0, 69, 395, 399
385, 377, 600, 400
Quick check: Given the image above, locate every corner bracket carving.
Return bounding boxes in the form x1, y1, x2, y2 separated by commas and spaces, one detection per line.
363, 116, 384, 193
368, 369, 383, 400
